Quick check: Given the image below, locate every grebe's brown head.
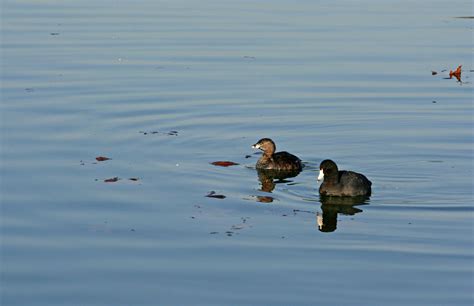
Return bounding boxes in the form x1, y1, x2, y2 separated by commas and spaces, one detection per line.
252, 138, 276, 156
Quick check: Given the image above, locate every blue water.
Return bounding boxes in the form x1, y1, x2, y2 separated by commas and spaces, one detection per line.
1, 1, 473, 305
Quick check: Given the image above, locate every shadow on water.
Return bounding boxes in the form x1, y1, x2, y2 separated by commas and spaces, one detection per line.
317, 196, 370, 233
256, 168, 302, 203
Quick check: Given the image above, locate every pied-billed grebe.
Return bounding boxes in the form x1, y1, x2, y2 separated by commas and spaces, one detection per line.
318, 159, 372, 197
252, 138, 303, 171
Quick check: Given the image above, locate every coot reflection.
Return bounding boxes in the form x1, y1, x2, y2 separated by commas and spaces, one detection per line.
317, 196, 370, 232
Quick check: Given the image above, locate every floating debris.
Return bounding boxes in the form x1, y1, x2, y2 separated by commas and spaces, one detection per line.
139, 130, 178, 136
449, 65, 462, 82
210, 161, 239, 167
129, 177, 139, 181
96, 156, 111, 162
206, 191, 226, 199
104, 177, 119, 183
431, 71, 438, 75
293, 209, 315, 215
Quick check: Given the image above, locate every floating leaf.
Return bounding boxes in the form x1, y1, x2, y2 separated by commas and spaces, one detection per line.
104, 177, 119, 183
211, 161, 239, 167
449, 65, 462, 81
96, 156, 111, 161
293, 209, 315, 215
139, 130, 178, 136
129, 177, 139, 181
206, 191, 226, 199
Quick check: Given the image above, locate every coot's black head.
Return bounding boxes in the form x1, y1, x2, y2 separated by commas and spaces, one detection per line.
252, 138, 276, 155
318, 159, 339, 181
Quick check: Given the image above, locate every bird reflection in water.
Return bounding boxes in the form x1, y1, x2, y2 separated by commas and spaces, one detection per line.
317, 196, 370, 232
255, 168, 301, 203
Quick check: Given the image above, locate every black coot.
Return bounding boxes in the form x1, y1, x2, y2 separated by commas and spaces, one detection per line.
318, 159, 372, 197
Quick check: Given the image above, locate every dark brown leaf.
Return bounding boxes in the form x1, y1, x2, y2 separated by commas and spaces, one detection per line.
104, 177, 119, 183
96, 156, 111, 161
206, 191, 226, 199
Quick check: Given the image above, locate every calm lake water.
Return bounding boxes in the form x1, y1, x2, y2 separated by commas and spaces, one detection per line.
1, 1, 473, 305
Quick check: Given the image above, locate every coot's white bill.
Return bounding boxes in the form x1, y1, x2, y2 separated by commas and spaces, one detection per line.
317, 169, 324, 181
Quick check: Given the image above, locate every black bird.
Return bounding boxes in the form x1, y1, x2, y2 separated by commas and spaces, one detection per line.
318, 159, 371, 197
252, 138, 303, 171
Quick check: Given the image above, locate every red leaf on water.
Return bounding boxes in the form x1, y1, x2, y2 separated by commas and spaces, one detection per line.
104, 177, 119, 183
211, 161, 239, 167
96, 156, 111, 161
449, 65, 462, 81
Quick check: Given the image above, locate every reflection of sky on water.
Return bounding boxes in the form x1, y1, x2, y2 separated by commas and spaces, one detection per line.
1, 0, 472, 305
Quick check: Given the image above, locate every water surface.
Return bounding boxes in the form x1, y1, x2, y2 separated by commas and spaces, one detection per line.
1, 1, 473, 305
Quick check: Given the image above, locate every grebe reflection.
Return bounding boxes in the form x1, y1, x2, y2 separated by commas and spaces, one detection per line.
255, 168, 302, 203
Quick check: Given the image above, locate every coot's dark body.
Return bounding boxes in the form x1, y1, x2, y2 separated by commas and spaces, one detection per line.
318, 159, 371, 197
